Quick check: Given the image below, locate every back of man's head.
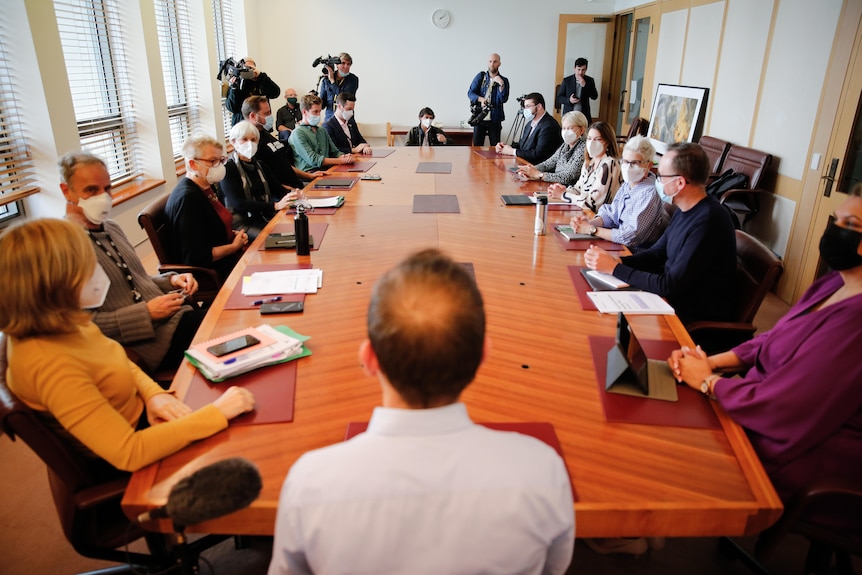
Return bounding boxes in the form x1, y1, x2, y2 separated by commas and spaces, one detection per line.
242, 95, 268, 120
666, 142, 710, 186
367, 249, 485, 408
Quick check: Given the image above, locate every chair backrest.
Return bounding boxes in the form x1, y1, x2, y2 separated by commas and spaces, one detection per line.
628, 117, 647, 139
733, 230, 784, 324
699, 135, 732, 174
722, 145, 773, 191
137, 194, 173, 266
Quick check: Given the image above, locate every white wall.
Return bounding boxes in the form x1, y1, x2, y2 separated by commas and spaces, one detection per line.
249, 0, 616, 136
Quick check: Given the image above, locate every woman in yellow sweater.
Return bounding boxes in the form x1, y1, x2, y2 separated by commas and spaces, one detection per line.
0, 219, 255, 472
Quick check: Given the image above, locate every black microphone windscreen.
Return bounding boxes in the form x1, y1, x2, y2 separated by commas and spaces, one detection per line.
165, 457, 262, 526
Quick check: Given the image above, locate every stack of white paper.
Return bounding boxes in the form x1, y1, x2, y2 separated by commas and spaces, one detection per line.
304, 196, 344, 208
586, 291, 675, 315
186, 324, 304, 380
241, 269, 324, 296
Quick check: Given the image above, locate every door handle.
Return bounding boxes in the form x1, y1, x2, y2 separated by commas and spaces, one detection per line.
619, 90, 627, 113
822, 158, 839, 197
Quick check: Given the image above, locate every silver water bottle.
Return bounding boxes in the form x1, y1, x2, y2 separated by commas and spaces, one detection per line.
534, 192, 548, 236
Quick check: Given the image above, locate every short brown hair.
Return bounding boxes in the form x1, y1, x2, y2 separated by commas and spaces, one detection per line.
300, 93, 322, 112
0, 219, 95, 338
241, 95, 269, 120
367, 249, 486, 407
666, 142, 710, 186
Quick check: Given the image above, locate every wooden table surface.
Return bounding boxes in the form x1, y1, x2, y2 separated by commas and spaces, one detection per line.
122, 146, 782, 537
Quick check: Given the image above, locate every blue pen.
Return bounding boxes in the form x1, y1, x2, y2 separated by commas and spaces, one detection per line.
252, 296, 282, 306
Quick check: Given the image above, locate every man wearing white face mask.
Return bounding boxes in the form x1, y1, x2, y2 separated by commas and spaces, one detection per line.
290, 93, 354, 172
242, 96, 313, 187
222, 121, 302, 241
320, 52, 359, 122
406, 107, 450, 146
585, 142, 737, 325
570, 136, 667, 251
323, 92, 371, 155
496, 92, 562, 165
60, 152, 206, 376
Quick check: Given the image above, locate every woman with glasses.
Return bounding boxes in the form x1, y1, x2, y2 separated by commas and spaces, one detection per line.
221, 121, 302, 241
568, 135, 667, 251
516, 111, 588, 186
166, 135, 249, 283
548, 121, 621, 211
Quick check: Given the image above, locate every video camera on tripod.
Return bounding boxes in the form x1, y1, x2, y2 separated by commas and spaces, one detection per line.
217, 57, 256, 90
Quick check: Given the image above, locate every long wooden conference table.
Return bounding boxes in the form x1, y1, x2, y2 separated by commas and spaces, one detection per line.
122, 146, 782, 538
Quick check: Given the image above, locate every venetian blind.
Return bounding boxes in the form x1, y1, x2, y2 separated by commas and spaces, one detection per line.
155, 0, 199, 158
54, 0, 140, 183
0, 23, 36, 216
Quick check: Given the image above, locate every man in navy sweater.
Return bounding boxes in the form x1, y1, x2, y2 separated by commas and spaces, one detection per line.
584, 142, 737, 325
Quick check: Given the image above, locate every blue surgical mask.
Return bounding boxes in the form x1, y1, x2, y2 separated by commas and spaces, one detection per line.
523, 108, 535, 122
655, 181, 671, 203
263, 115, 273, 131
308, 114, 321, 127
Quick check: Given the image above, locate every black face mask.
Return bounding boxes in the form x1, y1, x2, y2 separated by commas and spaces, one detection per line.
819, 221, 862, 271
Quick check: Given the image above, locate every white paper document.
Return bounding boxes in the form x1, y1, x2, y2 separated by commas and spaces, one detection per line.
587, 290, 675, 315
304, 196, 344, 208
241, 269, 323, 296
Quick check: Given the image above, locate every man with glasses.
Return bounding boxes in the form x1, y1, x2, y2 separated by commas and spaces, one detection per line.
242, 96, 313, 187
584, 141, 737, 326
570, 135, 666, 251
59, 151, 206, 377
496, 92, 562, 164
468, 53, 510, 146
320, 52, 359, 121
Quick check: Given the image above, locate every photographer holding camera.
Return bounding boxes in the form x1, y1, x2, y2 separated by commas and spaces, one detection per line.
467, 53, 509, 146
224, 57, 280, 126
318, 52, 359, 121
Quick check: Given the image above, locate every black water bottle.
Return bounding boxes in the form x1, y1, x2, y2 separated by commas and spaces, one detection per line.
295, 203, 310, 256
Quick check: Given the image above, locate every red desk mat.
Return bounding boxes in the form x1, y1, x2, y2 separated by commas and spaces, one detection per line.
257, 222, 329, 251
184, 360, 297, 425
345, 421, 577, 500
568, 266, 598, 311
472, 149, 506, 159
554, 230, 624, 251
588, 336, 720, 429
413, 194, 460, 213
224, 264, 310, 310
332, 161, 376, 173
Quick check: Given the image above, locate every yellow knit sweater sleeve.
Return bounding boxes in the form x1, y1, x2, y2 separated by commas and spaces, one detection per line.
7, 323, 228, 472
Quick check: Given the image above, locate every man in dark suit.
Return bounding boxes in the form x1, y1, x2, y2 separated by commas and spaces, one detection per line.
323, 92, 372, 156
556, 57, 599, 125
496, 92, 562, 164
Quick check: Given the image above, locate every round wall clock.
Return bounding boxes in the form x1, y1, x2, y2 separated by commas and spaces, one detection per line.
432, 9, 451, 29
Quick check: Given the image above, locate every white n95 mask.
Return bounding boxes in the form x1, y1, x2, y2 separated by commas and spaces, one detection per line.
80, 263, 111, 309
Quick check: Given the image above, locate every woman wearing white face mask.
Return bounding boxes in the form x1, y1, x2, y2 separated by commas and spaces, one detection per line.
166, 135, 249, 282
548, 121, 622, 212
0, 219, 255, 473
568, 135, 668, 251
221, 121, 303, 241
517, 111, 587, 186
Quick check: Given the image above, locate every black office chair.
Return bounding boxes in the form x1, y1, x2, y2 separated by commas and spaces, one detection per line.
688, 230, 783, 354
720, 477, 862, 574
0, 334, 171, 574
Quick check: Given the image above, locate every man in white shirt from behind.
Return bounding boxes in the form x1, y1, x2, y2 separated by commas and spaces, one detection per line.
268, 249, 575, 575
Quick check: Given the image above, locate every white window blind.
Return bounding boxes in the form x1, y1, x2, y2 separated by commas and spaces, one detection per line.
212, 0, 236, 139
0, 23, 34, 225
54, 0, 140, 183
155, 0, 198, 158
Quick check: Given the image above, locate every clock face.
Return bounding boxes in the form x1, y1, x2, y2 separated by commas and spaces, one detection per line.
432, 9, 451, 29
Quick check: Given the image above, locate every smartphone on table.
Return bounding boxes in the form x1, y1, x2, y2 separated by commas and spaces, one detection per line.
206, 334, 261, 357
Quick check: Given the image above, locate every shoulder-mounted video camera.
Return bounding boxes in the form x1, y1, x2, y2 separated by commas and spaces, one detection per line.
312, 55, 342, 70
217, 57, 256, 89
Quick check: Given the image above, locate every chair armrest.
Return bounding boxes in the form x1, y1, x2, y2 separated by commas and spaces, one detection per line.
74, 477, 131, 511
719, 187, 772, 205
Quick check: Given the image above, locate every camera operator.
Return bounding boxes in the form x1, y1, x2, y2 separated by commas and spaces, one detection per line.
467, 53, 509, 146
319, 52, 359, 121
224, 57, 280, 127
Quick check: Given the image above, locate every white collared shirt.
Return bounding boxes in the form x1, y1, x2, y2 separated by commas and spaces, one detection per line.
268, 402, 575, 575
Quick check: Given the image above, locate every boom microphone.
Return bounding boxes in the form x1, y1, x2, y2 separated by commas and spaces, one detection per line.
137, 457, 262, 526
